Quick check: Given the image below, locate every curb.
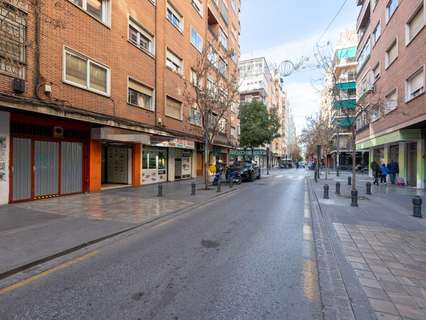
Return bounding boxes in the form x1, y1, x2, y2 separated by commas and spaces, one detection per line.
0, 187, 240, 282
307, 177, 375, 320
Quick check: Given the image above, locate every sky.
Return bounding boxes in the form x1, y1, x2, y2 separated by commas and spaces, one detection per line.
240, 0, 359, 135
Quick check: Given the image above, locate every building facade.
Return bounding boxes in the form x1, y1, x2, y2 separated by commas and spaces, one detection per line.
238, 57, 286, 166
0, 0, 241, 204
355, 0, 426, 187
330, 31, 366, 170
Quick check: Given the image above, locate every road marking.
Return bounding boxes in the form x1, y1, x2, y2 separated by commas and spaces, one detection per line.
0, 251, 98, 295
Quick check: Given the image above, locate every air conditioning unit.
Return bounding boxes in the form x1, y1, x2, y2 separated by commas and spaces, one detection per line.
12, 78, 25, 94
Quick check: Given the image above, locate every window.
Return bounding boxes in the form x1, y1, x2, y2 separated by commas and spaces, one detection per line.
190, 27, 203, 52
166, 3, 183, 32
371, 109, 380, 122
231, 0, 238, 14
219, 28, 228, 50
64, 48, 110, 95
208, 47, 218, 66
231, 126, 237, 137
373, 63, 380, 81
190, 106, 202, 126
69, 0, 111, 25
192, 0, 203, 16
386, 0, 398, 22
165, 96, 182, 120
219, 0, 229, 25
218, 118, 226, 133
371, 22, 381, 46
384, 89, 398, 113
357, 37, 371, 72
0, 2, 26, 79
166, 49, 183, 74
406, 4, 425, 45
129, 18, 154, 54
128, 79, 154, 111
385, 39, 398, 69
218, 57, 227, 76
406, 67, 425, 101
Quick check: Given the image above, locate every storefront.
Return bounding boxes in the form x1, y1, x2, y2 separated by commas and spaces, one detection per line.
142, 146, 168, 184
174, 149, 193, 180
101, 144, 133, 187
9, 112, 90, 202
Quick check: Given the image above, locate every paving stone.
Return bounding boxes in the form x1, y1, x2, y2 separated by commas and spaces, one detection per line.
347, 256, 366, 263
375, 312, 402, 320
368, 298, 399, 315
363, 287, 389, 300
355, 270, 376, 280
395, 304, 426, 320
360, 277, 383, 289
388, 294, 419, 307
351, 262, 370, 271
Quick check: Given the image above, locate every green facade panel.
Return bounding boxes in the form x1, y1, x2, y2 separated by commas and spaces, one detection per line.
333, 99, 356, 110
356, 129, 422, 150
335, 81, 356, 90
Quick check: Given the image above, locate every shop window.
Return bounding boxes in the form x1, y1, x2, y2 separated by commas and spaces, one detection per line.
64, 48, 110, 95
166, 96, 182, 120
128, 78, 154, 111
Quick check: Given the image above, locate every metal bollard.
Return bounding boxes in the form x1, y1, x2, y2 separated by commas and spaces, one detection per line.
191, 182, 196, 196
366, 182, 372, 195
157, 183, 163, 197
217, 179, 221, 192
336, 182, 341, 195
323, 184, 329, 199
351, 190, 358, 207
314, 171, 318, 183
413, 196, 422, 218
348, 176, 352, 186
229, 179, 233, 188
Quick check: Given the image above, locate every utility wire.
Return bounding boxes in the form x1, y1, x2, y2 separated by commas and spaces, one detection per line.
317, 0, 349, 43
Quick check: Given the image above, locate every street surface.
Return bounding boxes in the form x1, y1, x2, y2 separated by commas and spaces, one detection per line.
0, 170, 322, 320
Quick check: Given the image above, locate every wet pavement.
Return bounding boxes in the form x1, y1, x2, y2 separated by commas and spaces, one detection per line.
310, 171, 426, 320
0, 170, 322, 320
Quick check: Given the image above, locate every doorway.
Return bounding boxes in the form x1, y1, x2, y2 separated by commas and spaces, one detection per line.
407, 142, 417, 187
101, 144, 133, 188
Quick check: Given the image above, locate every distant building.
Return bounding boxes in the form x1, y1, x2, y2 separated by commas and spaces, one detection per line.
238, 57, 287, 166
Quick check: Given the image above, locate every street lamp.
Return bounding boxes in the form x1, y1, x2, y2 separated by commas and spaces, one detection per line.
266, 146, 270, 175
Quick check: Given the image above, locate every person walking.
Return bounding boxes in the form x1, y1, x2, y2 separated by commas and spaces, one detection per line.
387, 159, 399, 184
371, 160, 380, 185
380, 163, 388, 184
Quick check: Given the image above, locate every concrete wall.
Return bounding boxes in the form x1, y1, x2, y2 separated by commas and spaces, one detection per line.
0, 111, 10, 205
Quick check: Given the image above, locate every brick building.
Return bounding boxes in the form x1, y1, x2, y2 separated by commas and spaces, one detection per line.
0, 0, 241, 204
355, 0, 426, 187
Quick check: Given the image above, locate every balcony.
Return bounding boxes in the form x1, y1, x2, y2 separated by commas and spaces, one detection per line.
336, 81, 356, 91
333, 98, 356, 110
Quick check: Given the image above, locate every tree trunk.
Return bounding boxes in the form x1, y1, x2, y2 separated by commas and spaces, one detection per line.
204, 132, 209, 190
325, 149, 328, 180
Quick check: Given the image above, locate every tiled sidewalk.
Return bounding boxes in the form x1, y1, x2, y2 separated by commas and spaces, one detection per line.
310, 173, 426, 320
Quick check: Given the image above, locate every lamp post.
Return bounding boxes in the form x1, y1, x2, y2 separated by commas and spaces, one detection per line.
316, 144, 321, 180
266, 146, 270, 175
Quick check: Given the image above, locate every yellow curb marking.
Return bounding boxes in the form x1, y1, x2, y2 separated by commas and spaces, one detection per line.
0, 251, 98, 295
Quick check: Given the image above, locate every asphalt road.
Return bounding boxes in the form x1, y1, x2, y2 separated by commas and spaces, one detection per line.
0, 170, 322, 320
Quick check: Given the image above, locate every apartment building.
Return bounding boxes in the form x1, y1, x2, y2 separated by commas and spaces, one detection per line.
355, 0, 426, 187
0, 0, 241, 204
238, 57, 286, 166
330, 31, 366, 170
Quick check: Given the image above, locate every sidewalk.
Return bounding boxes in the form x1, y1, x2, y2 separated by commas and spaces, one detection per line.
0, 178, 243, 278
309, 172, 426, 320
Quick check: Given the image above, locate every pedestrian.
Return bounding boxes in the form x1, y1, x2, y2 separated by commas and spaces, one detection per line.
380, 163, 388, 184
387, 159, 399, 184
371, 160, 380, 185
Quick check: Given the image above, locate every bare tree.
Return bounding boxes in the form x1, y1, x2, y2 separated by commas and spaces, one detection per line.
184, 41, 240, 189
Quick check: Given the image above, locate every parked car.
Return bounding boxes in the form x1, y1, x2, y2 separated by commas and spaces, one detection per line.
229, 161, 260, 182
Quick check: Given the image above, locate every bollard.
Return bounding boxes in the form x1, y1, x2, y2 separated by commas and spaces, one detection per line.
217, 179, 221, 192
413, 196, 422, 218
314, 171, 318, 183
191, 182, 196, 196
323, 184, 329, 199
366, 182, 372, 195
336, 182, 341, 195
348, 176, 352, 186
229, 179, 233, 188
157, 183, 163, 197
351, 190, 358, 207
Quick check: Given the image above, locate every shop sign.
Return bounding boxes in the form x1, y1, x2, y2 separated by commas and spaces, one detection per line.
229, 149, 267, 157
151, 137, 195, 150
92, 127, 150, 144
